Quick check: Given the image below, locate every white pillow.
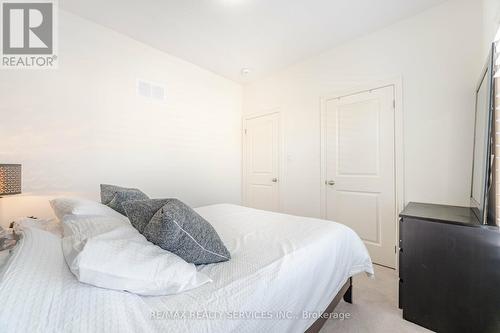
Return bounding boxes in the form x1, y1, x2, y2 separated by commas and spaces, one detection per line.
62, 215, 211, 296
61, 215, 127, 263
50, 197, 127, 221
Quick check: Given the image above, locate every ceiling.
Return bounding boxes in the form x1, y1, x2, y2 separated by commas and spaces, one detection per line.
60, 0, 447, 83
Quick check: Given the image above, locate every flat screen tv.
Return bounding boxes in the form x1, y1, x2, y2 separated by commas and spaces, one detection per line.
471, 44, 496, 225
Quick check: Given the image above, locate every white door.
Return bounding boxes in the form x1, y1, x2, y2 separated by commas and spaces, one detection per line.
323, 86, 396, 268
243, 113, 280, 212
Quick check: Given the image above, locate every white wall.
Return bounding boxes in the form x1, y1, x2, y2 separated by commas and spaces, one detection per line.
0, 10, 242, 226
243, 0, 483, 218
482, 0, 500, 56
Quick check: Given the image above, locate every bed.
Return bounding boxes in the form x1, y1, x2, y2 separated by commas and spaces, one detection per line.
0, 204, 373, 333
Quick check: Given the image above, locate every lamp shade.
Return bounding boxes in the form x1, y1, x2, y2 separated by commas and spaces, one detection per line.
0, 164, 22, 196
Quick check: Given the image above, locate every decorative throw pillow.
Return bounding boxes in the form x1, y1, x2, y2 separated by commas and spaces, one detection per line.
122, 199, 172, 233
100, 184, 149, 216
124, 199, 231, 265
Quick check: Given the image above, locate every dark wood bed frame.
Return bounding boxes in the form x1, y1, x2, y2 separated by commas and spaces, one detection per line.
304, 277, 352, 333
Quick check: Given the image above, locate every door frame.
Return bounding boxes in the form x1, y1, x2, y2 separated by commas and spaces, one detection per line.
319, 77, 404, 268
242, 109, 284, 211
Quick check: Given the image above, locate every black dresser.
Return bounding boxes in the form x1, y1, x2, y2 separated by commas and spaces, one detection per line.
399, 202, 500, 333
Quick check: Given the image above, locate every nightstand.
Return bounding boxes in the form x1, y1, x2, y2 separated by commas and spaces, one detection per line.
0, 227, 17, 250
0, 227, 17, 267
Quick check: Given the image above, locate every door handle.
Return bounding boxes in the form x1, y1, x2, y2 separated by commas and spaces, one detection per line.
326, 180, 335, 186
272, 178, 278, 183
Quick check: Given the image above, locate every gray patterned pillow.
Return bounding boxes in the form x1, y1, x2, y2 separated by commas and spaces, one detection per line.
124, 199, 230, 265
100, 184, 149, 216
122, 199, 172, 233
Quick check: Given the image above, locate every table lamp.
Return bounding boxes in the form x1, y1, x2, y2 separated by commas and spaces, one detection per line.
0, 164, 22, 198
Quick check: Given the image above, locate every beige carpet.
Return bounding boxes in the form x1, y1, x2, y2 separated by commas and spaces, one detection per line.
320, 265, 432, 333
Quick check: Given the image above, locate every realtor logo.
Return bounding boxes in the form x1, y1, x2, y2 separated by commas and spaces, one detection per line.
1, 0, 57, 68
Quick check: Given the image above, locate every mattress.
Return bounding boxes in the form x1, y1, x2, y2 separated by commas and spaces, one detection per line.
0, 204, 373, 333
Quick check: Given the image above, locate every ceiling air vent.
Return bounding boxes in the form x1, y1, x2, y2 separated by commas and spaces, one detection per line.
136, 79, 166, 103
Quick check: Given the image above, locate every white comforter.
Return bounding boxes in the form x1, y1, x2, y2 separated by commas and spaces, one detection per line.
0, 204, 373, 333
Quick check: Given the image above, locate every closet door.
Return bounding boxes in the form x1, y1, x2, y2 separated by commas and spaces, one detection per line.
324, 86, 396, 268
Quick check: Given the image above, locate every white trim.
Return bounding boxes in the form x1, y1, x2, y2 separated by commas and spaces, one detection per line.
319, 77, 405, 269
242, 109, 284, 212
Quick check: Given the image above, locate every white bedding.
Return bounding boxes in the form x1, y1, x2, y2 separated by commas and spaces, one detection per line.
0, 204, 373, 333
